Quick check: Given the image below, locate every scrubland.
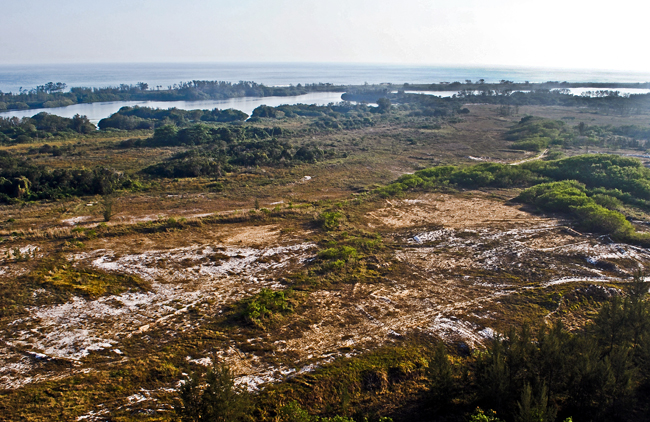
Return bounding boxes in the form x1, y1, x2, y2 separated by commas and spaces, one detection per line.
1, 103, 650, 421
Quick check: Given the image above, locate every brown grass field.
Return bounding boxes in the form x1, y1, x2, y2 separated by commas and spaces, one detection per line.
1, 104, 649, 420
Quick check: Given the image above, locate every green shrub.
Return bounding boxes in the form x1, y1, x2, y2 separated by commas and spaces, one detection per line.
468, 408, 505, 422
516, 180, 590, 212
278, 401, 315, 422
518, 180, 635, 240
571, 203, 634, 236
375, 183, 406, 198
316, 246, 359, 273
317, 246, 358, 262
415, 165, 457, 180
591, 193, 622, 210
317, 211, 344, 231
396, 174, 424, 188
242, 288, 294, 328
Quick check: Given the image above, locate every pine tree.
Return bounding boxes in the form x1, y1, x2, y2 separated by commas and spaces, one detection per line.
177, 362, 251, 422
428, 342, 454, 410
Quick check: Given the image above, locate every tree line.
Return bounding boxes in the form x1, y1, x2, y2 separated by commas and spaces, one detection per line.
0, 81, 347, 111
0, 113, 95, 144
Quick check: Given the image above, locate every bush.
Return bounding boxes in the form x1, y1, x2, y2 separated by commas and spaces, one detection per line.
516, 180, 590, 212
591, 193, 622, 210
517, 180, 636, 240
317, 211, 344, 231
317, 246, 358, 262
242, 288, 294, 328
100, 195, 117, 222
278, 401, 315, 422
468, 408, 505, 422
571, 203, 634, 237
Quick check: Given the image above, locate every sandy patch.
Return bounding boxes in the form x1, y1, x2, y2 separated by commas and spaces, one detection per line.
0, 241, 315, 389
367, 193, 546, 230
220, 225, 282, 246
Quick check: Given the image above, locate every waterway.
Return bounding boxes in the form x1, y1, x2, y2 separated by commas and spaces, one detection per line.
0, 92, 346, 124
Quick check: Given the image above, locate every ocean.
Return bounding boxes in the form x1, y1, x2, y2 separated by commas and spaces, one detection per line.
1, 62, 650, 93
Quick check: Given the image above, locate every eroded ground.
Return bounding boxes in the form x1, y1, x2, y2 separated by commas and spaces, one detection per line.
2, 105, 650, 419
1, 190, 646, 419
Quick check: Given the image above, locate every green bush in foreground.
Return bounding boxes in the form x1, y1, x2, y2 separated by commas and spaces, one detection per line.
278, 401, 392, 422
242, 288, 294, 328
468, 408, 505, 422
316, 246, 359, 273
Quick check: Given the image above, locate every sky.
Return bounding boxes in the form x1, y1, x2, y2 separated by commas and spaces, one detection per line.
3, 0, 649, 72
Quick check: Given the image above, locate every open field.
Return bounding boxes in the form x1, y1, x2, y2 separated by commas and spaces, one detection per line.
1, 104, 650, 420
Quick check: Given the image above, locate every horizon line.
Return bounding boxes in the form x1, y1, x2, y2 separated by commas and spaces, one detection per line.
0, 61, 649, 76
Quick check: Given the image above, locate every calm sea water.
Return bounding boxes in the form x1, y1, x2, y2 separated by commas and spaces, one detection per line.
2, 62, 650, 93
2, 63, 649, 123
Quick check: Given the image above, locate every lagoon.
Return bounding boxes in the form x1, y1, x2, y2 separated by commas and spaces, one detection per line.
0, 91, 346, 124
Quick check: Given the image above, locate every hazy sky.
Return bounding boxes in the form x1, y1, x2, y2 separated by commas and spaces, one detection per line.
3, 0, 649, 71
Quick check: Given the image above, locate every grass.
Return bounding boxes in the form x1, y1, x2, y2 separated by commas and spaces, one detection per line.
256, 341, 433, 421
2, 105, 650, 420
30, 258, 151, 299
239, 288, 297, 329
0, 256, 151, 320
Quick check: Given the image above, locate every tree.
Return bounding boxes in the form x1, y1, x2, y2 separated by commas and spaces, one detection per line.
377, 97, 391, 114
515, 383, 556, 422
177, 362, 251, 422
152, 124, 179, 145
252, 105, 278, 119
428, 342, 454, 410
72, 114, 96, 134
100, 194, 117, 222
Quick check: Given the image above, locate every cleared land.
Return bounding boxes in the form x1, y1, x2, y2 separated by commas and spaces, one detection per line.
1, 104, 649, 420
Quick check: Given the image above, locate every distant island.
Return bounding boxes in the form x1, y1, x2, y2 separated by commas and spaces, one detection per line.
0, 80, 346, 111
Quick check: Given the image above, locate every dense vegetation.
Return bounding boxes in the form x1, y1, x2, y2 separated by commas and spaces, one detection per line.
141, 138, 330, 178
504, 116, 572, 151
379, 154, 650, 244
431, 277, 650, 422
343, 86, 650, 115
250, 102, 383, 131
0, 80, 346, 111
99, 102, 381, 133
0, 152, 137, 203
135, 122, 333, 178
402, 80, 650, 92
0, 112, 95, 144
503, 116, 650, 152
97, 106, 249, 130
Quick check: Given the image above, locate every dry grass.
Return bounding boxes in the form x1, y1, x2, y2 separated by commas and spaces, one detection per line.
1, 105, 650, 420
